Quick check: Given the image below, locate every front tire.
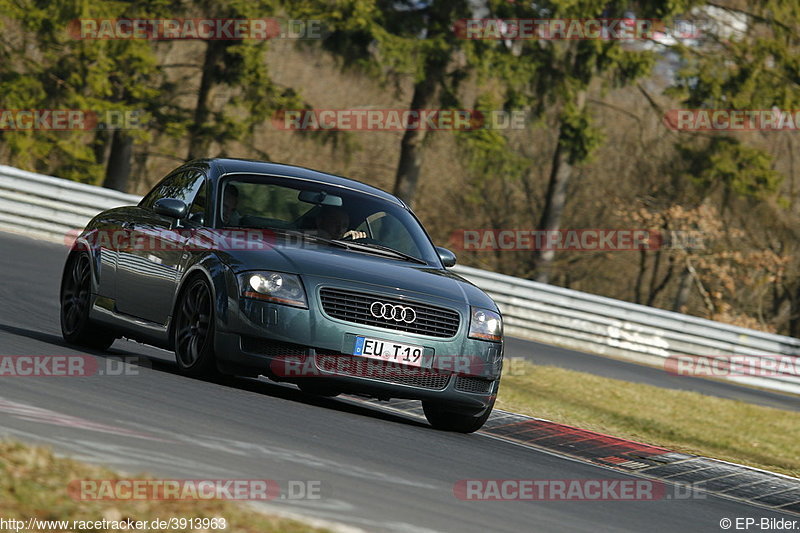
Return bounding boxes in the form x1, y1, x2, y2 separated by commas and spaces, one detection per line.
60, 253, 116, 350
422, 398, 495, 433
174, 276, 218, 378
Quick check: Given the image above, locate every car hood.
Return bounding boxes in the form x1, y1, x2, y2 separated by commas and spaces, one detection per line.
219, 242, 497, 309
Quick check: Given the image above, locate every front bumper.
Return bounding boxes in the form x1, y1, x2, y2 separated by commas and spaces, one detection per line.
214, 275, 503, 413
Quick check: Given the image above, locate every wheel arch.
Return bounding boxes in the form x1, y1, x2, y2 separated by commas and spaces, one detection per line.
60, 239, 100, 299
168, 255, 231, 350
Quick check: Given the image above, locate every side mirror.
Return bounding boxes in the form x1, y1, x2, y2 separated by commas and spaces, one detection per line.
153, 198, 189, 219
436, 246, 457, 267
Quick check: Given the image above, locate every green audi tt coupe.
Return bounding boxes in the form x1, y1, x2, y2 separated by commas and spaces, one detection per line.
60, 158, 503, 432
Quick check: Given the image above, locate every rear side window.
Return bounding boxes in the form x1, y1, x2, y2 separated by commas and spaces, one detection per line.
139, 172, 181, 210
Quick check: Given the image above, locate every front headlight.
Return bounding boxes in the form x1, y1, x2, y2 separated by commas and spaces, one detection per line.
238, 271, 308, 308
468, 307, 502, 342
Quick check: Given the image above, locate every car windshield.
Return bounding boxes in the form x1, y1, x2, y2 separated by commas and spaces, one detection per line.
218, 174, 440, 265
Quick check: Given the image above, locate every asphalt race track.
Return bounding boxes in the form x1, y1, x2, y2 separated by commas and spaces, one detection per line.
0, 231, 795, 532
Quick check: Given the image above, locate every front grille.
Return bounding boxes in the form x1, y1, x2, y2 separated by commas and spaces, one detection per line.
319, 288, 460, 338
455, 376, 494, 394
241, 337, 308, 357
315, 354, 451, 390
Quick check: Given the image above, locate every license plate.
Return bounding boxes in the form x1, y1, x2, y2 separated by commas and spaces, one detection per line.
353, 336, 425, 368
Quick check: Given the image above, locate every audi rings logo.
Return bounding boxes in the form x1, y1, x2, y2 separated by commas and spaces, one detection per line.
369, 301, 417, 323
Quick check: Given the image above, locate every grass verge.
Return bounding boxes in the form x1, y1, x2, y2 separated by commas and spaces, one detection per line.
496, 358, 800, 477
0, 440, 330, 533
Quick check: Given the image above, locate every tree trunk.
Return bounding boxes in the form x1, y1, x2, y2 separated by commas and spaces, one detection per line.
102, 129, 133, 192
790, 284, 800, 338
647, 253, 674, 307
672, 266, 692, 312
531, 137, 575, 283
633, 249, 648, 304
93, 129, 112, 171
187, 41, 226, 161
530, 90, 586, 283
392, 65, 442, 207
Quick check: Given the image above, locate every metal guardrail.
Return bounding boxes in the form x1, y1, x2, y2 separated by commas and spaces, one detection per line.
453, 266, 800, 394
2, 164, 799, 395
0, 165, 140, 242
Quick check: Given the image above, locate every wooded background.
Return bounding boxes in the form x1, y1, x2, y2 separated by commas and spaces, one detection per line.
2, 0, 799, 336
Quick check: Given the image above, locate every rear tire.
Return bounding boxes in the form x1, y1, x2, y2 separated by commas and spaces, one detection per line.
174, 276, 218, 378
60, 253, 116, 350
422, 398, 495, 433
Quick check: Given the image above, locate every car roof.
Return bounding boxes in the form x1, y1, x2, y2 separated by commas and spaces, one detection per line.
190, 158, 406, 207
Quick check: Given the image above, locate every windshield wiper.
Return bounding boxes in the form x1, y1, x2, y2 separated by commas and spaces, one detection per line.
273, 229, 427, 264
272, 229, 352, 250
332, 240, 428, 264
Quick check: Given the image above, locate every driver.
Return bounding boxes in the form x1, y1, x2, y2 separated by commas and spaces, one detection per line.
221, 185, 242, 226
314, 205, 366, 240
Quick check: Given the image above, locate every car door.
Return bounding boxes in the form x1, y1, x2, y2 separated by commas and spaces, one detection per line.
115, 169, 208, 325
92, 210, 130, 302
